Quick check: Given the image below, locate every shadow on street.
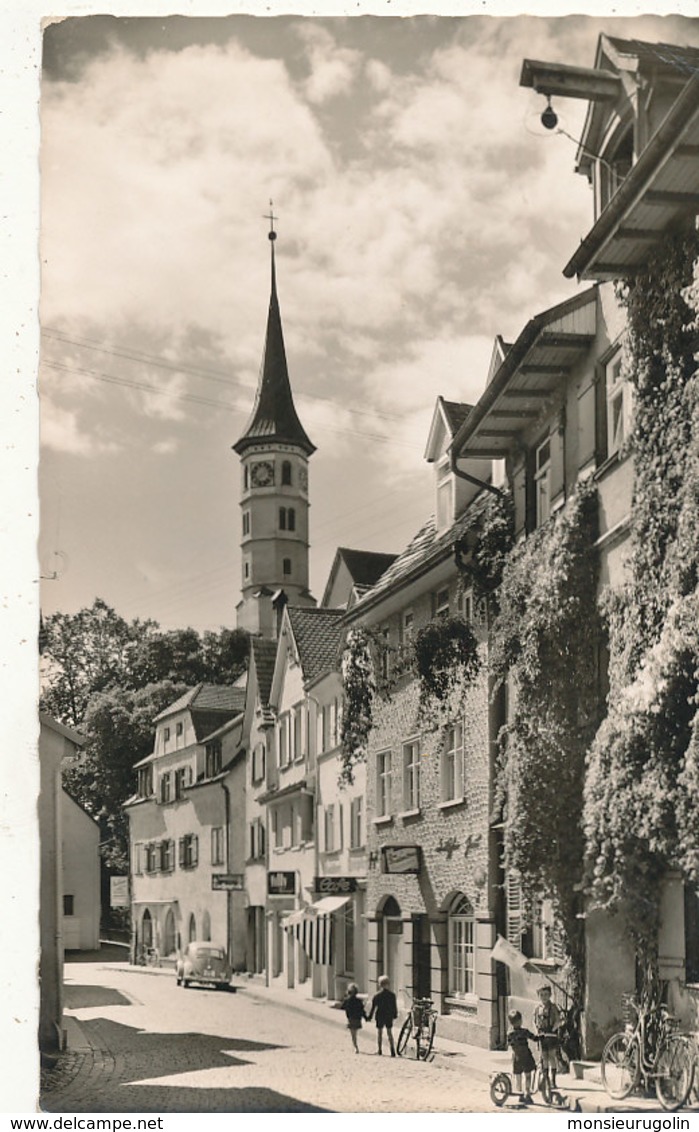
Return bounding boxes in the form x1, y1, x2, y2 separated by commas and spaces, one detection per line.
41, 1016, 333, 1112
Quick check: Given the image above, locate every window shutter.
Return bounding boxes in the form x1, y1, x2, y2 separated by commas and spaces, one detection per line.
178, 837, 186, 867
506, 873, 523, 948
594, 363, 608, 464
512, 462, 527, 537
577, 377, 597, 470
192, 834, 198, 865
550, 422, 565, 508
524, 450, 537, 533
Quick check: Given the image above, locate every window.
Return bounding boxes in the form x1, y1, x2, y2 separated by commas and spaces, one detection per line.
606, 351, 632, 457
133, 842, 144, 875
63, 894, 74, 916
685, 885, 699, 984
145, 842, 160, 873
281, 460, 292, 486
206, 740, 222, 778
377, 749, 392, 817
287, 508, 296, 532
164, 726, 171, 745
350, 797, 364, 849
252, 742, 265, 783
441, 723, 463, 802
448, 894, 475, 997
244, 560, 250, 580
249, 817, 265, 860
457, 588, 473, 624
160, 838, 175, 872
402, 609, 414, 642
324, 804, 336, 852
292, 704, 305, 761
138, 766, 153, 797
211, 826, 225, 866
278, 714, 290, 767
176, 721, 183, 738
242, 511, 251, 536
535, 436, 551, 526
272, 807, 283, 850
402, 739, 420, 811
174, 765, 192, 799
243, 465, 249, 490
279, 507, 287, 530
160, 772, 172, 804
283, 557, 292, 576
178, 833, 199, 869
435, 588, 450, 620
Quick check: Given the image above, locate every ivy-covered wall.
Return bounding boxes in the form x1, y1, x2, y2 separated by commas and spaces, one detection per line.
584, 224, 699, 978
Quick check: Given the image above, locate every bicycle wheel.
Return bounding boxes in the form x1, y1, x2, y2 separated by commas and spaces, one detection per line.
655, 1035, 695, 1112
601, 1032, 639, 1100
490, 1073, 511, 1107
418, 1017, 436, 1061
539, 1070, 552, 1105
396, 1017, 412, 1057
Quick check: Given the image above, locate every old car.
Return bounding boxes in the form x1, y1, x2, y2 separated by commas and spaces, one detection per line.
176, 941, 232, 990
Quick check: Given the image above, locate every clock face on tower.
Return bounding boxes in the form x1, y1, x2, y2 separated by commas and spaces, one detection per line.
250, 460, 275, 488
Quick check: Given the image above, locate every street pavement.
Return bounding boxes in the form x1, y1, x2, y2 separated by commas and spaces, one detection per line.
40, 950, 699, 1115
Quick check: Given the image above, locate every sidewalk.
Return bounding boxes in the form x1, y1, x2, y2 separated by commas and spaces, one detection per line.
66, 959, 699, 1114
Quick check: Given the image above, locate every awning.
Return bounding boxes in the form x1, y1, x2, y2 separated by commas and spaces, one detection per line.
282, 895, 352, 965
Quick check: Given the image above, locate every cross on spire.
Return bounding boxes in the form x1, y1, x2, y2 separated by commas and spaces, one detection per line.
264, 200, 277, 241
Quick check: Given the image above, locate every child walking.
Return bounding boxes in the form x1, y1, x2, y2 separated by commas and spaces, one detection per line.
506, 1009, 537, 1104
341, 983, 367, 1054
367, 974, 398, 1056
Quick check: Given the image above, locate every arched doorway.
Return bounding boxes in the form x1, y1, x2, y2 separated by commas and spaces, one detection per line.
378, 896, 403, 993
202, 911, 211, 942
163, 909, 176, 957
188, 913, 197, 943
142, 908, 153, 948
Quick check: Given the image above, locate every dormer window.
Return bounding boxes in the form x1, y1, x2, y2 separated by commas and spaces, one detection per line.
436, 458, 454, 531
599, 123, 634, 213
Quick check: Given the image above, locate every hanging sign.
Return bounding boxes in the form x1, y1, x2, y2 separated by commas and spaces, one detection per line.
110, 876, 129, 907
382, 845, 421, 875
268, 871, 296, 896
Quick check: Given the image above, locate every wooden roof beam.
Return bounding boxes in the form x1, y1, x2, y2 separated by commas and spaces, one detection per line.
646, 190, 699, 205
520, 58, 621, 101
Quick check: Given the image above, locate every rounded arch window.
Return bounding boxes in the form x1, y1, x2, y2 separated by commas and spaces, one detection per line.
188, 913, 197, 943
163, 909, 176, 957
281, 461, 292, 486
447, 893, 474, 997
202, 910, 211, 942
141, 908, 153, 948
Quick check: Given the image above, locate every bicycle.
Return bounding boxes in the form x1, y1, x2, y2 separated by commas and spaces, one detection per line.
396, 995, 438, 1061
601, 993, 695, 1111
490, 1038, 569, 1109
137, 945, 161, 968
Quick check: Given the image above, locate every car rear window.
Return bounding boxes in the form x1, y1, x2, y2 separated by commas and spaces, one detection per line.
196, 947, 224, 959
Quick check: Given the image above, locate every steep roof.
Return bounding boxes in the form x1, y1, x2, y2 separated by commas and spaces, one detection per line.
154, 684, 246, 722
233, 236, 315, 457
604, 36, 699, 76
286, 606, 346, 684
440, 399, 472, 436
347, 492, 490, 616
251, 636, 278, 709
334, 548, 398, 587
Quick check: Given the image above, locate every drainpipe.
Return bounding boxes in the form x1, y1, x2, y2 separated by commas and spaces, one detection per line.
449, 447, 506, 500
220, 780, 232, 966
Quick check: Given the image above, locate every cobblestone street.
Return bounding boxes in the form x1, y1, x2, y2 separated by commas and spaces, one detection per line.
40, 955, 493, 1113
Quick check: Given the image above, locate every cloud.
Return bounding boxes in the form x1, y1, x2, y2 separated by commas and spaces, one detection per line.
40, 402, 119, 456
294, 23, 363, 104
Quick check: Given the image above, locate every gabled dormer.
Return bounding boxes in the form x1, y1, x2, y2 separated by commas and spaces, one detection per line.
424, 396, 492, 530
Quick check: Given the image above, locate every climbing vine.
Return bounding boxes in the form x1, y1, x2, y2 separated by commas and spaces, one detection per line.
339, 627, 376, 785
455, 491, 514, 617
491, 477, 601, 988
414, 615, 481, 725
584, 224, 699, 970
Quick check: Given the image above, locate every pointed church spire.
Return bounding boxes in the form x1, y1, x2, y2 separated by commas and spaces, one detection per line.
233, 207, 316, 457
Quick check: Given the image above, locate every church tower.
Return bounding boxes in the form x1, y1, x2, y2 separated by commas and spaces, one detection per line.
233, 212, 316, 636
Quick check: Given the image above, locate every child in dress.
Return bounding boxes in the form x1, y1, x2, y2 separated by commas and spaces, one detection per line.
506, 1009, 537, 1104
341, 983, 367, 1054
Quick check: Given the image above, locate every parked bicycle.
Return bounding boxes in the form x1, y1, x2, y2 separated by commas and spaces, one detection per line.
136, 944, 161, 968
601, 993, 695, 1111
396, 995, 438, 1061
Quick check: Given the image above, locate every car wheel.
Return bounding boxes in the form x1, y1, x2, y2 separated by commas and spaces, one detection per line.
183, 979, 190, 988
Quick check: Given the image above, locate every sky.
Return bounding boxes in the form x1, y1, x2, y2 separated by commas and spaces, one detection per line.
36, 7, 699, 634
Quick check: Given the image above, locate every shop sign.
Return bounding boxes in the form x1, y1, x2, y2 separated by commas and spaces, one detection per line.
314, 876, 357, 895
268, 871, 296, 896
110, 876, 129, 907
382, 845, 421, 874
212, 873, 244, 891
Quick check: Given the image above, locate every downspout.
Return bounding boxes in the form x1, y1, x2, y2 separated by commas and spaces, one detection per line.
450, 446, 506, 500
220, 780, 232, 966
